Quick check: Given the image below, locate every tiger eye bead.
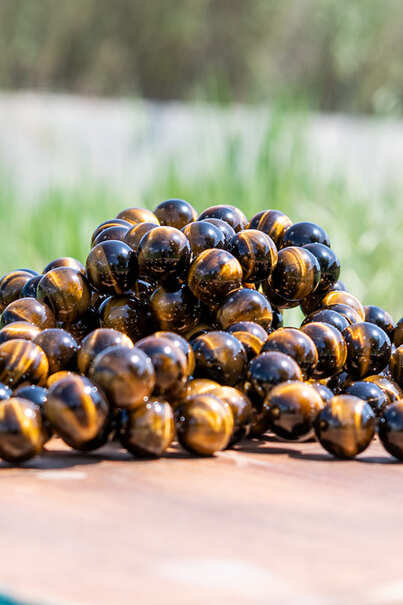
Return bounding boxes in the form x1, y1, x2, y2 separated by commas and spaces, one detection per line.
78, 328, 133, 375
92, 225, 129, 247
271, 307, 283, 330
343, 322, 391, 379
378, 401, 403, 460
188, 249, 243, 308
116, 207, 160, 225
282, 222, 330, 248
61, 309, 99, 344
123, 222, 158, 253
136, 335, 188, 401
192, 331, 247, 386
91, 219, 132, 247
301, 309, 350, 334
364, 305, 396, 340
209, 386, 252, 446
229, 230, 278, 283
119, 399, 175, 457
175, 394, 234, 455
45, 375, 111, 451
364, 375, 403, 405
325, 303, 362, 325
154, 332, 195, 377
37, 267, 91, 324
262, 284, 301, 310
327, 370, 353, 394
86, 240, 137, 296
201, 218, 236, 247
300, 322, 347, 379
263, 381, 324, 441
248, 407, 270, 438
262, 328, 318, 379
268, 246, 321, 302
43, 257, 85, 275
99, 295, 149, 341
314, 395, 375, 459
345, 381, 388, 416
217, 288, 273, 331
150, 285, 200, 335
14, 385, 52, 442
0, 270, 36, 312
89, 345, 155, 410
390, 345, 403, 389
321, 291, 365, 321
1, 298, 56, 330
0, 398, 46, 463
303, 243, 340, 293
227, 321, 268, 361
154, 199, 197, 230
47, 371, 75, 388
0, 321, 41, 344
138, 226, 191, 284
198, 205, 247, 233
182, 221, 226, 257
394, 318, 403, 347
248, 209, 293, 248
247, 351, 303, 400
0, 340, 48, 388
0, 383, 12, 401
33, 328, 78, 375
21, 275, 42, 299
310, 381, 334, 404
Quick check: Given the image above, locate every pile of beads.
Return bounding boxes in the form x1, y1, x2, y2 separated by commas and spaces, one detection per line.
0, 199, 402, 464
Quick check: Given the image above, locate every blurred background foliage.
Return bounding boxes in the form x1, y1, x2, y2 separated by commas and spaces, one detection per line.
1, 0, 403, 115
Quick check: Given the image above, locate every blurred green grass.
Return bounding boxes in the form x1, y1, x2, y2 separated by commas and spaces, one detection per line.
0, 107, 402, 320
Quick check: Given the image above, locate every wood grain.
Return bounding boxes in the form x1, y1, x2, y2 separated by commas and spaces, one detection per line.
0, 436, 402, 605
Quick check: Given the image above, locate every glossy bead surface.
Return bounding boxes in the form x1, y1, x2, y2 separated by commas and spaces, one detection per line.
150, 285, 200, 334
0, 398, 45, 463
325, 303, 362, 325
0, 339, 48, 388
378, 401, 403, 460
1, 298, 56, 329
61, 309, 99, 344
89, 345, 155, 410
123, 222, 158, 253
91, 219, 132, 247
300, 322, 347, 379
310, 381, 334, 403
345, 381, 388, 416
343, 322, 391, 379
217, 288, 272, 331
175, 394, 234, 455
99, 295, 149, 341
78, 328, 133, 375
14, 384, 52, 441
154, 331, 195, 377
0, 321, 41, 344
321, 290, 365, 321
21, 275, 42, 299
303, 243, 340, 293
261, 328, 318, 379
263, 381, 323, 441
248, 209, 292, 248
116, 207, 159, 225
47, 371, 75, 388
271, 307, 284, 329
182, 221, 225, 257
86, 240, 137, 295
209, 386, 252, 445
314, 395, 375, 459
227, 321, 267, 361
301, 309, 350, 334
0, 383, 12, 401
43, 257, 85, 275
92, 225, 129, 246
247, 351, 303, 399
282, 221, 330, 248
192, 331, 247, 386
364, 305, 396, 339
229, 229, 278, 282
269, 246, 321, 302
37, 267, 91, 323
364, 375, 403, 405
201, 218, 235, 247
198, 205, 247, 233
0, 270, 36, 312
394, 318, 403, 347
188, 249, 243, 307
390, 345, 403, 388
137, 226, 191, 284
154, 199, 197, 230
120, 399, 175, 457
32, 328, 78, 375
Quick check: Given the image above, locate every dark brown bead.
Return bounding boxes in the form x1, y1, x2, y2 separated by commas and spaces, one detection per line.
263, 381, 323, 441
119, 399, 175, 457
262, 327, 318, 379
268, 246, 321, 302
310, 381, 334, 403
282, 221, 330, 248
137, 226, 191, 284
150, 285, 200, 335
78, 328, 133, 375
0, 398, 46, 463
99, 295, 150, 341
92, 225, 129, 247
378, 401, 403, 460
345, 381, 388, 416
43, 257, 85, 275
45, 374, 111, 451
34, 328, 78, 375
216, 288, 272, 331
86, 240, 137, 295
60, 309, 99, 344
188, 249, 243, 307
314, 395, 375, 459
182, 221, 226, 257
364, 375, 403, 405
262, 282, 300, 309
136, 335, 188, 401
132, 278, 156, 303
327, 370, 353, 394
116, 207, 160, 225
394, 318, 403, 347
227, 321, 267, 361
175, 394, 234, 455
300, 322, 347, 379
154, 199, 197, 230
154, 331, 195, 377
13, 385, 52, 442
91, 219, 132, 247
248, 209, 293, 248
343, 322, 391, 379
0, 321, 41, 344
37, 267, 91, 323
248, 407, 270, 438
301, 308, 350, 334
303, 243, 340, 292
364, 305, 396, 339
21, 275, 42, 298
271, 307, 283, 329
47, 371, 75, 388
247, 351, 303, 399
229, 229, 278, 282
390, 345, 403, 389
123, 222, 158, 253
200, 218, 235, 247
198, 205, 247, 233
325, 303, 362, 325
0, 270, 36, 312
321, 290, 365, 321
300, 288, 326, 316
1, 298, 56, 330
89, 345, 155, 410
209, 385, 252, 446
192, 331, 247, 386
0, 339, 48, 388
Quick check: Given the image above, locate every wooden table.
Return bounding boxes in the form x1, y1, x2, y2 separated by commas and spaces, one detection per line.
1, 436, 402, 605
